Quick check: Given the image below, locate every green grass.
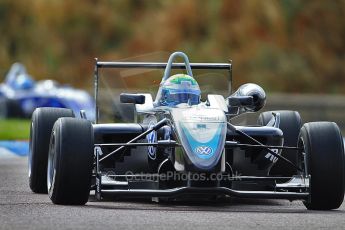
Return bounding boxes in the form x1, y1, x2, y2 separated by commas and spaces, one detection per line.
0, 119, 31, 140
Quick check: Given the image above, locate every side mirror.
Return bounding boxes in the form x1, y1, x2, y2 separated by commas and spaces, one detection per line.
120, 93, 145, 104
228, 96, 253, 107
229, 83, 266, 112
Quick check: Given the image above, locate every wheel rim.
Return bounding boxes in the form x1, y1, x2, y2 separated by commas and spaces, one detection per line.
297, 137, 308, 177
47, 131, 56, 193
297, 136, 311, 203
28, 121, 34, 178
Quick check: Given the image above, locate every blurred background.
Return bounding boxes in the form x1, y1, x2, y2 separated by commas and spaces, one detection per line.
0, 0, 344, 138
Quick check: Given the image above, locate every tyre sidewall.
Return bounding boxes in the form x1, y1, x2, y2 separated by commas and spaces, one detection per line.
300, 122, 345, 210
48, 118, 94, 205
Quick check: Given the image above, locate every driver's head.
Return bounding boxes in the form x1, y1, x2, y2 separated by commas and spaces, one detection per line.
160, 74, 201, 107
14, 73, 35, 90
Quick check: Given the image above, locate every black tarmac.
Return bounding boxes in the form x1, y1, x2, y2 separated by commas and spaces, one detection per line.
1, 156, 344, 230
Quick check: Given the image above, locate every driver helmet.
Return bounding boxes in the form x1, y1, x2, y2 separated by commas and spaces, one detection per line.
160, 74, 201, 107
13, 73, 35, 90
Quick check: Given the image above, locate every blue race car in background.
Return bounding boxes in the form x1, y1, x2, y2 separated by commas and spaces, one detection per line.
0, 63, 95, 120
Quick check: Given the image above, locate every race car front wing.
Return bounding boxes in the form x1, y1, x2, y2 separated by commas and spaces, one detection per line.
92, 119, 310, 202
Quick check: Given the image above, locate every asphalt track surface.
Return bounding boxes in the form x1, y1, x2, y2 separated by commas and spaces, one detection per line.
1, 156, 345, 230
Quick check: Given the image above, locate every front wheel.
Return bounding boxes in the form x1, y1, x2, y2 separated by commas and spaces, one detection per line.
299, 122, 344, 210
48, 118, 94, 205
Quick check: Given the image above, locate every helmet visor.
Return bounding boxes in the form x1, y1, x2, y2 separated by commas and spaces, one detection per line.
162, 89, 200, 106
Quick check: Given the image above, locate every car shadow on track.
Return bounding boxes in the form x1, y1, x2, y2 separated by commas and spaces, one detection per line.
85, 195, 344, 214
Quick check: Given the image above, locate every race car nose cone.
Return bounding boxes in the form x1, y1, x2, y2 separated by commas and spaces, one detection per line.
171, 108, 227, 170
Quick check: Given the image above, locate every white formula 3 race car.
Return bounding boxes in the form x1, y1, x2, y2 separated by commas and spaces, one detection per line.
29, 52, 344, 210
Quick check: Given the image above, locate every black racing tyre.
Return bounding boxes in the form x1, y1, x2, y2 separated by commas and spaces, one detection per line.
0, 98, 24, 118
299, 122, 344, 210
48, 118, 94, 205
29, 108, 74, 193
258, 110, 302, 176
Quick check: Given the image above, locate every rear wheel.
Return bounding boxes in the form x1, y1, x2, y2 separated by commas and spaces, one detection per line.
29, 108, 74, 193
258, 110, 302, 176
48, 118, 94, 205
299, 122, 344, 210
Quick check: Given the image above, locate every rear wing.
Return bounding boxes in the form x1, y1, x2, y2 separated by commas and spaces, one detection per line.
93, 59, 232, 123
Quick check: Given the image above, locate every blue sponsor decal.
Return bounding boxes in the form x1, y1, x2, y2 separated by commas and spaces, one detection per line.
146, 122, 157, 160
195, 146, 213, 155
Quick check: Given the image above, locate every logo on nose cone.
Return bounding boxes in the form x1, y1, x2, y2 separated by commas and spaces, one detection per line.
195, 146, 213, 155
